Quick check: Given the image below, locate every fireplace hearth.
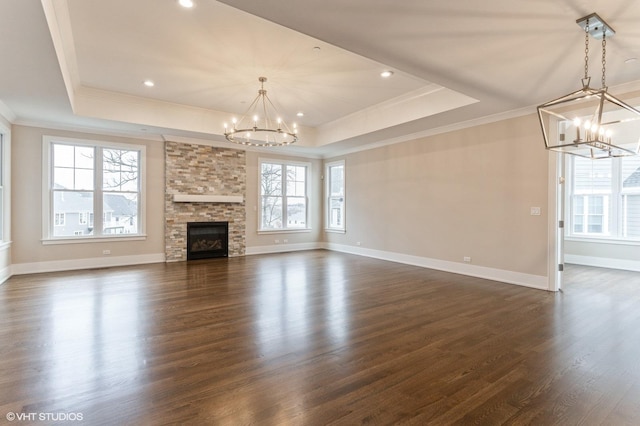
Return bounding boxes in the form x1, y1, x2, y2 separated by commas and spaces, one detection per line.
187, 222, 229, 260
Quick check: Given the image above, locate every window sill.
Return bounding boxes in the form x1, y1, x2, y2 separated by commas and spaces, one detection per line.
565, 236, 640, 247
324, 228, 346, 234
257, 229, 312, 235
42, 235, 147, 245
0, 241, 11, 251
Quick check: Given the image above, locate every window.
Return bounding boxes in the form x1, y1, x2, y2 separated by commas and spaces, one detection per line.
54, 213, 65, 226
79, 211, 89, 225
259, 159, 310, 231
43, 137, 145, 241
326, 160, 345, 231
567, 155, 640, 240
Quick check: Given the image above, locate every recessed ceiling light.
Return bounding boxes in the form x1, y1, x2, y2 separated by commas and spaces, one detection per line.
313, 46, 321, 52
625, 57, 638, 64
297, 112, 304, 117
380, 70, 394, 78
178, 0, 194, 8
143, 80, 155, 87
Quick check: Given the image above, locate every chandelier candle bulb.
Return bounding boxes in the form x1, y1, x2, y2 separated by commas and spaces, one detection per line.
573, 118, 581, 142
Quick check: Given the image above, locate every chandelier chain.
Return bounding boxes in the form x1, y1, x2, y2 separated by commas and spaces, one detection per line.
584, 18, 589, 81
602, 30, 607, 88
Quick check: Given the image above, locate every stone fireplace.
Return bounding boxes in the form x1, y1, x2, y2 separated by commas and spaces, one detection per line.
165, 141, 246, 261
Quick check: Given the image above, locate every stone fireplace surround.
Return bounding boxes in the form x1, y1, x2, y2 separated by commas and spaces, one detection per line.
165, 141, 246, 261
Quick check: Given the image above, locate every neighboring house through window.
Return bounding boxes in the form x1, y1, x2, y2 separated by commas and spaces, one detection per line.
567, 155, 640, 240
259, 159, 310, 231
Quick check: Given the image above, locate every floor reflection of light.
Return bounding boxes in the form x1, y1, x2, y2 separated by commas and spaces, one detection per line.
48, 282, 141, 400
326, 260, 348, 345
255, 259, 309, 357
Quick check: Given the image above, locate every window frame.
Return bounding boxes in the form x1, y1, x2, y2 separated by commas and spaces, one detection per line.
566, 154, 640, 244
258, 158, 311, 233
42, 136, 147, 244
325, 160, 346, 233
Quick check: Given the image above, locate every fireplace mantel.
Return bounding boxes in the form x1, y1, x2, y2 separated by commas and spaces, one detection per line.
173, 194, 244, 203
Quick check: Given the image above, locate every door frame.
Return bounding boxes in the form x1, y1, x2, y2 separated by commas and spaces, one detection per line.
547, 151, 564, 292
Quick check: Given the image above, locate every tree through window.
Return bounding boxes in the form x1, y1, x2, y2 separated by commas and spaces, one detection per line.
260, 160, 309, 231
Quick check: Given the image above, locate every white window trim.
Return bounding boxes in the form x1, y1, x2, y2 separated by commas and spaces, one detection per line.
258, 157, 311, 233
325, 159, 346, 233
42, 135, 147, 243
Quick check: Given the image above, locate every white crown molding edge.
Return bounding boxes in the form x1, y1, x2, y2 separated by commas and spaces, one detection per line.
0, 100, 16, 123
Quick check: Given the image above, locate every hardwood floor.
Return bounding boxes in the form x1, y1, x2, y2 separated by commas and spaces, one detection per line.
1, 251, 639, 425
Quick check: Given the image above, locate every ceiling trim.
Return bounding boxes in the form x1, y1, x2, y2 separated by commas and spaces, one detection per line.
0, 100, 17, 123
316, 84, 478, 146
38, 0, 483, 150
41, 0, 80, 110
162, 135, 325, 159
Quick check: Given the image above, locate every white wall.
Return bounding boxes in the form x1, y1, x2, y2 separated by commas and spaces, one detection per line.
565, 240, 640, 272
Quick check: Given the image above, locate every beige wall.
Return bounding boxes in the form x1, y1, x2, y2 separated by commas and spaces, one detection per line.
245, 151, 322, 250
324, 113, 549, 277
10, 115, 549, 279
11, 125, 165, 266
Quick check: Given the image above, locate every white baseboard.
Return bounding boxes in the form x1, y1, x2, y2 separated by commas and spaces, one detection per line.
324, 243, 549, 290
565, 254, 640, 272
6, 242, 550, 291
11, 253, 166, 276
0, 266, 11, 285
245, 242, 323, 256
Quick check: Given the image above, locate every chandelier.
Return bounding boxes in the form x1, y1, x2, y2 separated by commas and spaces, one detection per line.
537, 13, 640, 159
224, 77, 298, 147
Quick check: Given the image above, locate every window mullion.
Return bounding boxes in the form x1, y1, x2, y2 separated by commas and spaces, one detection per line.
282, 165, 288, 229
611, 158, 622, 237
94, 147, 103, 236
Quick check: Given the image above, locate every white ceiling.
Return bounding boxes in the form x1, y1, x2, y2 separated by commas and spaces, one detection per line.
2, 0, 640, 157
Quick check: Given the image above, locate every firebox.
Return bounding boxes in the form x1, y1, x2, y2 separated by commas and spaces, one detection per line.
186, 222, 229, 260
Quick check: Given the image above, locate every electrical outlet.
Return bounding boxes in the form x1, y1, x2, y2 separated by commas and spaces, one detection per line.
530, 207, 541, 216
283, 239, 288, 243
463, 256, 471, 263
274, 239, 280, 244
356, 242, 361, 246
103, 250, 111, 255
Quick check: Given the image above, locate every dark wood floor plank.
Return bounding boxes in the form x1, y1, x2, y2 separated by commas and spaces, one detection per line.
1, 252, 639, 424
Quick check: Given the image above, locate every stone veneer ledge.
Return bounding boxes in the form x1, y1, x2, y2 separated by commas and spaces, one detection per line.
165, 141, 246, 261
